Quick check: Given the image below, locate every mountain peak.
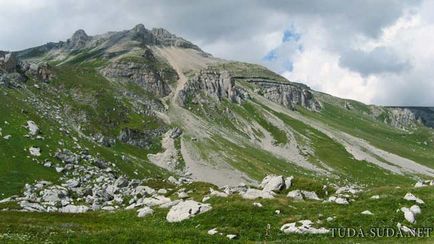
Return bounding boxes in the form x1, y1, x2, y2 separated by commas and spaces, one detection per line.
67, 29, 91, 49
132, 24, 146, 33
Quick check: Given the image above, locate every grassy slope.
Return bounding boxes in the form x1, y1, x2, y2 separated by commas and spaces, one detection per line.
0, 60, 172, 198
300, 99, 434, 169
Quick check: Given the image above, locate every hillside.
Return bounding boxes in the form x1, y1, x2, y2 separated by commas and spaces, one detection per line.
0, 24, 433, 243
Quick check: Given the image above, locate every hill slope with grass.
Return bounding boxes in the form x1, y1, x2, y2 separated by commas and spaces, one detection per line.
0, 24, 433, 243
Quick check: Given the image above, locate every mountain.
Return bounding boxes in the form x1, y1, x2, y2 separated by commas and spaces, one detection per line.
0, 25, 433, 243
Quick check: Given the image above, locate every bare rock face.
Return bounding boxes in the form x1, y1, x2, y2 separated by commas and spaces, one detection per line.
252, 80, 322, 111
66, 29, 91, 50
387, 108, 419, 129
118, 127, 167, 149
178, 68, 248, 106
0, 52, 18, 73
151, 28, 202, 51
101, 50, 176, 97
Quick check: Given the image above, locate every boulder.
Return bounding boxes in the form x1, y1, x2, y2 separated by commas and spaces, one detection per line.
59, 205, 89, 213
208, 228, 218, 235
401, 207, 415, 223
26, 121, 39, 136
301, 190, 321, 200
29, 147, 41, 156
137, 206, 154, 217
287, 190, 303, 201
403, 193, 424, 204
241, 189, 274, 200
260, 175, 285, 192
361, 210, 373, 215
166, 200, 212, 222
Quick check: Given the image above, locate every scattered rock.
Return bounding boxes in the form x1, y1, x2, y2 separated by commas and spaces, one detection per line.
280, 220, 329, 234
253, 202, 263, 208
403, 193, 424, 204
226, 234, 237, 240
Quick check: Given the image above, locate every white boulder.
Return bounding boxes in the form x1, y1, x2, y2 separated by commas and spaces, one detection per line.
26, 121, 39, 136
166, 200, 212, 222
403, 193, 424, 204
59, 205, 89, 213
241, 189, 274, 200
137, 206, 154, 217
260, 175, 285, 192
29, 147, 41, 156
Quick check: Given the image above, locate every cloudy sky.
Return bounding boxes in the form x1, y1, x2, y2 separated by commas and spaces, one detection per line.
1, 0, 433, 106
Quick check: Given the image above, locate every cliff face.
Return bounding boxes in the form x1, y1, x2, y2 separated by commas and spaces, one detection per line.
387, 107, 434, 129
249, 80, 322, 111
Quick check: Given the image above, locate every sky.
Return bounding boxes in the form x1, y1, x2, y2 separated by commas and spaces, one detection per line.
0, 0, 433, 106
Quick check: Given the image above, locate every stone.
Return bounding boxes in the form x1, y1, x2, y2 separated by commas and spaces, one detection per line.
287, 190, 303, 201
29, 147, 41, 156
26, 121, 39, 136
284, 176, 294, 189
114, 177, 129, 188
301, 190, 321, 200
178, 192, 189, 199
65, 179, 80, 188
370, 195, 380, 199
208, 228, 218, 235
401, 207, 415, 223
410, 205, 421, 215
361, 210, 373, 215
334, 197, 349, 205
260, 175, 285, 192
280, 220, 329, 234
226, 234, 237, 240
209, 188, 228, 198
241, 189, 274, 200
159, 200, 181, 209
141, 195, 171, 207
253, 202, 263, 208
166, 200, 212, 222
137, 206, 154, 217
157, 189, 168, 195
59, 205, 89, 213
403, 193, 424, 204
169, 127, 182, 139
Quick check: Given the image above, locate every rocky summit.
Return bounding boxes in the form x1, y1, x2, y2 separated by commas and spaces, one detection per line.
0, 25, 433, 243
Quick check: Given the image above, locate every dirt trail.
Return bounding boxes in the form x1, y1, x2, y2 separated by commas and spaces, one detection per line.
150, 47, 254, 186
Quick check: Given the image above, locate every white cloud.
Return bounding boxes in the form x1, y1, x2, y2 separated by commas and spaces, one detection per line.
0, 0, 432, 105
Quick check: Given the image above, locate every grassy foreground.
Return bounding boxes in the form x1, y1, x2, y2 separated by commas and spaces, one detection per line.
0, 183, 432, 243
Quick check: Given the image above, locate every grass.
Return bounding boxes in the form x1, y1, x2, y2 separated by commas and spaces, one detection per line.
0, 184, 432, 243
300, 101, 434, 169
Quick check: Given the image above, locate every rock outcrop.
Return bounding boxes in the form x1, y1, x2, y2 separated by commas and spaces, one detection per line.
0, 51, 17, 73
101, 50, 176, 97
251, 80, 322, 111
178, 68, 248, 106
